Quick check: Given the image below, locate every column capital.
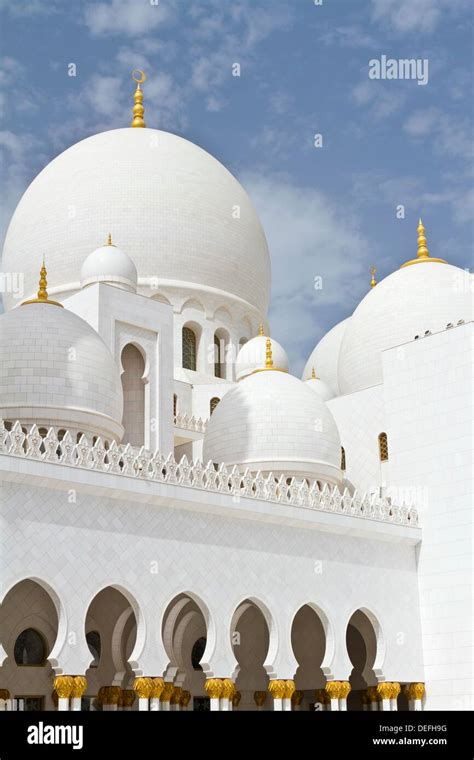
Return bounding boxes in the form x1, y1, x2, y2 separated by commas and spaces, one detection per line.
292, 690, 303, 707
376, 682, 392, 701
205, 678, 223, 700
133, 677, 153, 699
150, 677, 165, 700
221, 679, 235, 700
160, 682, 175, 703
339, 681, 351, 700
232, 691, 242, 708
71, 676, 87, 699
122, 690, 136, 708
366, 686, 379, 703
254, 690, 267, 707
0, 689, 10, 700
408, 682, 425, 700
283, 680, 295, 700
53, 675, 74, 699
389, 682, 401, 700
325, 680, 342, 700
180, 690, 191, 708
171, 686, 183, 706
268, 680, 286, 700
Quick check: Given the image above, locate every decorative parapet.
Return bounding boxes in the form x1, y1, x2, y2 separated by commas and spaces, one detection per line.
174, 412, 207, 433
0, 421, 419, 527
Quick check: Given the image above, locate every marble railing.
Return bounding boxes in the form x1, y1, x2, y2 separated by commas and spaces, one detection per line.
174, 412, 207, 433
0, 421, 419, 527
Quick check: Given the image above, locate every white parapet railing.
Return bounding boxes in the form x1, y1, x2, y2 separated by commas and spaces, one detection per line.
174, 412, 207, 433
0, 421, 419, 528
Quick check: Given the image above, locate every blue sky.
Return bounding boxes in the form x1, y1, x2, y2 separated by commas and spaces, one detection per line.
0, 0, 472, 374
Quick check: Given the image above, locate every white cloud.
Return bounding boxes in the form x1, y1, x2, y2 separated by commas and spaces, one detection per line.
352, 79, 407, 119
404, 108, 473, 159
84, 0, 171, 37
371, 0, 470, 34
318, 24, 379, 48
240, 172, 372, 374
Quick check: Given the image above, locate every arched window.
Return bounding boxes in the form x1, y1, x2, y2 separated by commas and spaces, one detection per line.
341, 446, 346, 471
121, 344, 146, 446
86, 631, 101, 667
214, 334, 222, 378
191, 637, 206, 671
182, 327, 197, 371
14, 628, 46, 666
173, 394, 178, 418
378, 432, 388, 462
210, 397, 220, 415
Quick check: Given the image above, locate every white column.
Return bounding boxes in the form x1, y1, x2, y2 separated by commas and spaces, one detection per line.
390, 683, 401, 711
54, 676, 76, 712
325, 682, 341, 711
205, 680, 223, 712
70, 698, 82, 711
150, 698, 161, 711
268, 681, 286, 711
338, 681, 351, 711
409, 683, 425, 711
58, 698, 70, 711
133, 678, 153, 712
377, 683, 392, 711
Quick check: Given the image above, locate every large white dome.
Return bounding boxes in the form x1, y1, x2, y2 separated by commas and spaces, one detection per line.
0, 302, 124, 440
1, 128, 271, 314
302, 317, 350, 396
338, 262, 473, 395
203, 368, 341, 484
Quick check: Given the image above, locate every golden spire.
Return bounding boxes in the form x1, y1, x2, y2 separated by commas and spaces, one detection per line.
131, 69, 147, 128
311, 367, 317, 379
400, 218, 446, 268
265, 338, 273, 369
21, 258, 63, 308
370, 265, 377, 288
258, 323, 265, 336
106, 233, 116, 247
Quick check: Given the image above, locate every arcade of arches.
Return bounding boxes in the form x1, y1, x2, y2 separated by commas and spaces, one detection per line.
0, 581, 424, 712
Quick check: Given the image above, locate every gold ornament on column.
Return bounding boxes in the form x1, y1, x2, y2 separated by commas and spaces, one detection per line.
122, 690, 136, 708
71, 676, 87, 699
283, 680, 295, 700
205, 678, 224, 700
376, 682, 392, 701
180, 690, 191, 708
221, 679, 234, 700
268, 680, 286, 700
150, 677, 165, 700
171, 686, 183, 706
131, 69, 147, 128
339, 681, 351, 700
53, 675, 74, 699
292, 690, 303, 707
389, 682, 401, 701
409, 682, 425, 700
232, 690, 241, 708
325, 680, 342, 700
366, 686, 379, 703
160, 682, 175, 703
253, 690, 267, 707
133, 677, 153, 699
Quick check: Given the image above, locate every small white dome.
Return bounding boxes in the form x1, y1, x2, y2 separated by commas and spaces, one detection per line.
203, 368, 341, 484
236, 334, 289, 380
302, 318, 350, 396
0, 302, 124, 440
338, 262, 473, 395
305, 373, 334, 402
81, 239, 137, 292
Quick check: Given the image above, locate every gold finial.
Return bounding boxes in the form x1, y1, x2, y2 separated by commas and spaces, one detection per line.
131, 69, 147, 128
311, 367, 317, 379
400, 218, 446, 268
21, 259, 63, 308
370, 265, 377, 288
106, 233, 116, 247
258, 323, 265, 336
265, 337, 273, 369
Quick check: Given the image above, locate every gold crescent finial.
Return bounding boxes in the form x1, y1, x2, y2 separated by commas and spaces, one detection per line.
400, 218, 447, 268
131, 69, 146, 128
370, 265, 377, 288
265, 338, 273, 369
21, 259, 63, 308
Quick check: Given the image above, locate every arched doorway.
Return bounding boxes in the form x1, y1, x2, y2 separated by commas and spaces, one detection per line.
0, 579, 59, 710
346, 609, 380, 710
291, 604, 327, 710
162, 593, 209, 710
121, 344, 146, 447
231, 600, 271, 711
84, 586, 138, 711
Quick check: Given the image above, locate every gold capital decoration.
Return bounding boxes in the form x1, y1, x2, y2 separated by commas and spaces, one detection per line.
160, 682, 175, 702
366, 686, 379, 703
131, 69, 146, 128
377, 682, 392, 701
268, 679, 286, 700
180, 690, 191, 708
409, 682, 425, 700
232, 690, 242, 708
325, 680, 342, 700
150, 677, 165, 700
122, 690, 136, 708
370, 265, 377, 288
170, 686, 183, 705
400, 218, 446, 268
284, 680, 295, 700
389, 682, 401, 700
53, 675, 74, 699
107, 686, 122, 705
292, 690, 303, 706
0, 689, 10, 700
339, 681, 351, 700
205, 678, 224, 700
22, 259, 63, 308
71, 676, 87, 699
254, 690, 267, 707
221, 679, 235, 700
133, 676, 153, 699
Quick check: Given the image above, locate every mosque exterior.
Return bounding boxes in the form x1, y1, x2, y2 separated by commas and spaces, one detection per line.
0, 73, 472, 714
